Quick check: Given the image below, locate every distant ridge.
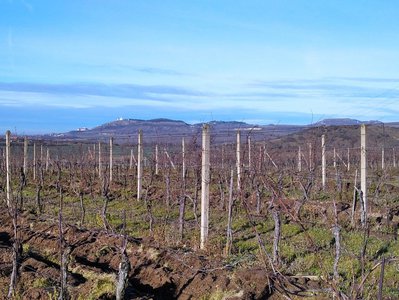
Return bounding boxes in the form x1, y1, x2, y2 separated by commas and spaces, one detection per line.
49, 118, 304, 143
43, 117, 391, 144
313, 118, 383, 126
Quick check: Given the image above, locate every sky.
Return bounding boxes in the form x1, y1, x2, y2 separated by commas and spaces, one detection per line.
1, 0, 399, 134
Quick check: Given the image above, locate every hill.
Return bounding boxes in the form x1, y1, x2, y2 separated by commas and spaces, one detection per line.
48, 118, 306, 144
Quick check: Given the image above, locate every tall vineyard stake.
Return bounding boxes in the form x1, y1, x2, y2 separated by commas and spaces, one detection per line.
360, 124, 367, 227
6, 130, 11, 208
351, 169, 358, 226
40, 144, 43, 163
221, 144, 225, 170
308, 142, 312, 171
179, 140, 186, 240
98, 142, 102, 179
258, 144, 264, 173
248, 135, 252, 170
129, 149, 134, 170
109, 137, 113, 183
137, 130, 143, 201
381, 147, 385, 170
155, 144, 159, 175
23, 136, 28, 176
333, 148, 336, 168
200, 124, 210, 250
322, 135, 326, 190
393, 148, 396, 168
298, 146, 302, 172
33, 142, 36, 181
225, 169, 234, 256
236, 130, 241, 191
93, 143, 96, 170
46, 148, 50, 171
182, 138, 186, 179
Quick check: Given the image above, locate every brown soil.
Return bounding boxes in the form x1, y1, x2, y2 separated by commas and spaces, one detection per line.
0, 209, 302, 299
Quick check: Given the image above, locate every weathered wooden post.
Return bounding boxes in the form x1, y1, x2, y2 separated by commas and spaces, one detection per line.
393, 148, 396, 168
248, 136, 252, 170
298, 146, 302, 172
308, 142, 312, 171
23, 136, 28, 176
98, 142, 102, 179
221, 144, 225, 170
155, 144, 159, 175
333, 148, 336, 168
40, 144, 43, 163
182, 138, 186, 179
137, 130, 143, 201
109, 137, 113, 183
33, 142, 36, 181
225, 169, 234, 256
360, 124, 367, 227
200, 124, 210, 250
236, 130, 241, 191
6, 130, 11, 208
46, 148, 50, 171
351, 169, 358, 226
322, 135, 326, 190
347, 148, 350, 172
93, 143, 96, 167
381, 147, 385, 170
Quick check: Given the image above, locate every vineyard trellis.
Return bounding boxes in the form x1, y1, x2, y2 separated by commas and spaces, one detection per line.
2, 123, 399, 298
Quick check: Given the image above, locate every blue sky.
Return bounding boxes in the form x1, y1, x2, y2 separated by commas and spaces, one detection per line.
1, 0, 399, 133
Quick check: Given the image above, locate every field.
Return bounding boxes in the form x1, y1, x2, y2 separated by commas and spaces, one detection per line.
1, 124, 399, 299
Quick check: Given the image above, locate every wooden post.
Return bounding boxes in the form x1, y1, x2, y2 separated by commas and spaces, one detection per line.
236, 130, 241, 191
109, 137, 113, 183
46, 148, 50, 171
6, 130, 11, 208
351, 169, 358, 226
221, 144, 225, 170
98, 142, 102, 179
360, 124, 367, 227
137, 130, 143, 201
93, 143, 96, 168
393, 148, 396, 168
33, 142, 36, 181
298, 146, 302, 172
381, 148, 385, 170
182, 138, 186, 179
40, 144, 43, 163
333, 148, 336, 168
378, 257, 386, 300
155, 144, 159, 175
248, 136, 252, 170
23, 136, 28, 176
308, 142, 312, 171
322, 135, 326, 190
225, 169, 234, 256
200, 124, 210, 250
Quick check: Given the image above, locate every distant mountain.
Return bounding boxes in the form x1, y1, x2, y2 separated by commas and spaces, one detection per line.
314, 118, 382, 126
47, 118, 305, 144
43, 117, 393, 144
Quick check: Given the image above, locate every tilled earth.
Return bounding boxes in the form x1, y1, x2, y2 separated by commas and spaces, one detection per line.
0, 209, 293, 299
